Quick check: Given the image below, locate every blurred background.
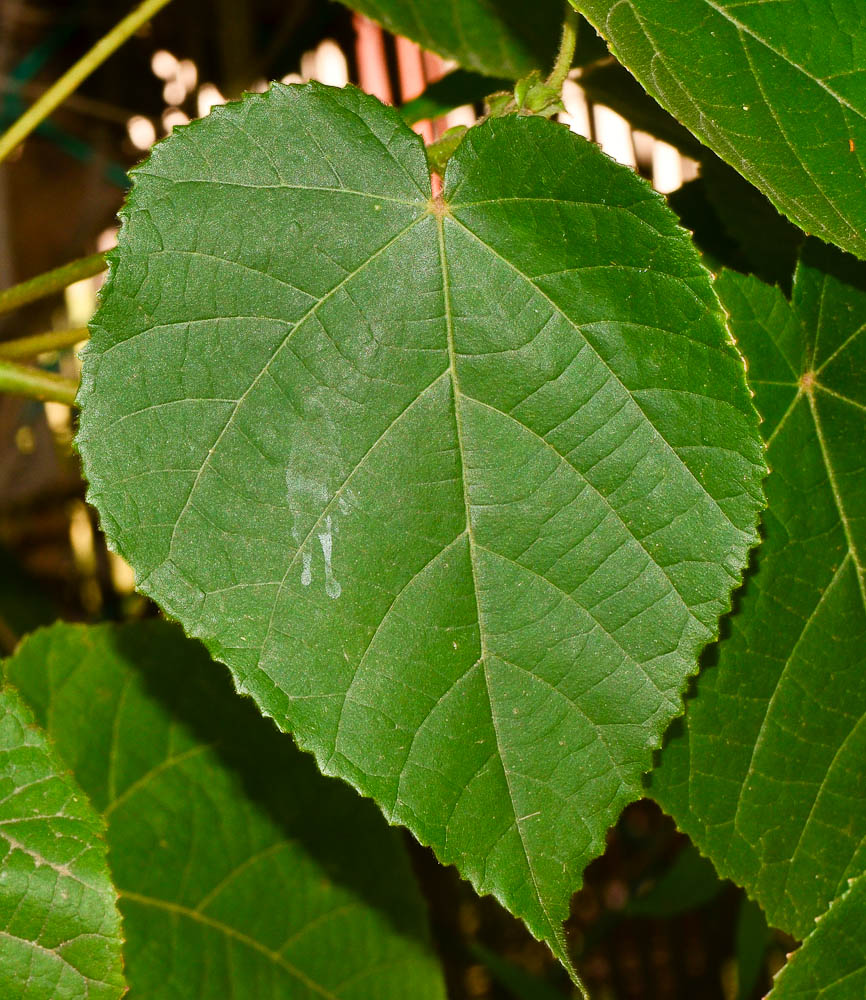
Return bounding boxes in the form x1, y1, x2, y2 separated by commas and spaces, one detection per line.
0, 3, 792, 997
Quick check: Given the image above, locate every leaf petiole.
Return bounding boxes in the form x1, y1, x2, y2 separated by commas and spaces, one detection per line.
0, 253, 106, 316
0, 326, 89, 359
0, 358, 78, 406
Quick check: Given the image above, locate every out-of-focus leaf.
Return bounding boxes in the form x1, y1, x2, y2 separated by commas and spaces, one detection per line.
399, 70, 509, 125
339, 0, 562, 78
0, 685, 124, 1000
472, 943, 570, 1000
735, 897, 772, 1000
626, 844, 723, 918
0, 547, 58, 652
7, 622, 448, 1000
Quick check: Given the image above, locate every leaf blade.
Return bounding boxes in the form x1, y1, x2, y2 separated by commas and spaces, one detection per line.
572, 0, 866, 258
6, 622, 448, 1000
0, 685, 125, 1000
650, 246, 866, 938
338, 0, 562, 78
78, 84, 765, 962
768, 872, 866, 999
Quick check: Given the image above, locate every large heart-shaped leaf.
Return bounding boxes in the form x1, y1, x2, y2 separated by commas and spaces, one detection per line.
77, 83, 765, 964
7, 622, 447, 1000
0, 685, 124, 1000
768, 871, 866, 1000
339, 0, 562, 78
571, 0, 866, 260
651, 245, 866, 938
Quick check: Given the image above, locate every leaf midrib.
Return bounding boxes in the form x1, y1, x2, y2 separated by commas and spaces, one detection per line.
435, 208, 561, 951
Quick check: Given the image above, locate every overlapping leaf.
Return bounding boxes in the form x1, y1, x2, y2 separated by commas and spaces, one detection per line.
0, 685, 124, 1000
768, 871, 866, 999
572, 0, 866, 259
338, 0, 562, 78
77, 83, 765, 965
651, 244, 866, 938
7, 622, 447, 999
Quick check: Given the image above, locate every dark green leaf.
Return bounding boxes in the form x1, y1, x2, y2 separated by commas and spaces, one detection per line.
626, 844, 722, 918
669, 162, 803, 292
0, 685, 124, 1000
398, 70, 509, 126
651, 244, 866, 938
769, 872, 866, 1000
696, 160, 803, 291
6, 621, 447, 1000
339, 0, 562, 78
0, 546, 59, 652
472, 943, 569, 1000
77, 83, 765, 967
572, 0, 866, 258
735, 897, 771, 1000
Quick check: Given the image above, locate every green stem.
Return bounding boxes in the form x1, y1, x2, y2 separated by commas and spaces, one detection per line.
0, 327, 89, 359
0, 359, 78, 406
0, 0, 174, 165
0, 253, 106, 316
546, 6, 580, 93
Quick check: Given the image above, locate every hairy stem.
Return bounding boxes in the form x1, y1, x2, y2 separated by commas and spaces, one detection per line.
0, 359, 78, 405
0, 0, 174, 165
0, 327, 89, 359
547, 6, 580, 93
0, 253, 106, 316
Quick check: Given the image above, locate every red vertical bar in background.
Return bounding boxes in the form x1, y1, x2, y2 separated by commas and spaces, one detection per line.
352, 14, 393, 105
395, 36, 433, 144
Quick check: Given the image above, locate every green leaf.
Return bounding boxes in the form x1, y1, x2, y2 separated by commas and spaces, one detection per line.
577, 59, 702, 158
694, 160, 804, 291
398, 70, 510, 126
769, 871, 866, 1000
571, 0, 866, 259
650, 244, 866, 938
735, 897, 771, 1000
6, 621, 447, 1000
77, 83, 765, 967
669, 163, 803, 292
472, 943, 569, 1000
626, 844, 722, 918
0, 685, 124, 1000
338, 0, 562, 78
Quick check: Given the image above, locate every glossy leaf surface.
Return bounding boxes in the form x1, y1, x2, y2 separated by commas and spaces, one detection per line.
78, 83, 765, 963
768, 872, 866, 1000
7, 622, 447, 1000
572, 0, 866, 259
651, 246, 866, 938
339, 0, 561, 78
0, 686, 124, 1000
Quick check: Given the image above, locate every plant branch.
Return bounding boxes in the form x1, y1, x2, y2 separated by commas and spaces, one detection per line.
0, 0, 174, 165
0, 253, 106, 316
0, 359, 78, 406
547, 5, 580, 93
0, 327, 89, 359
